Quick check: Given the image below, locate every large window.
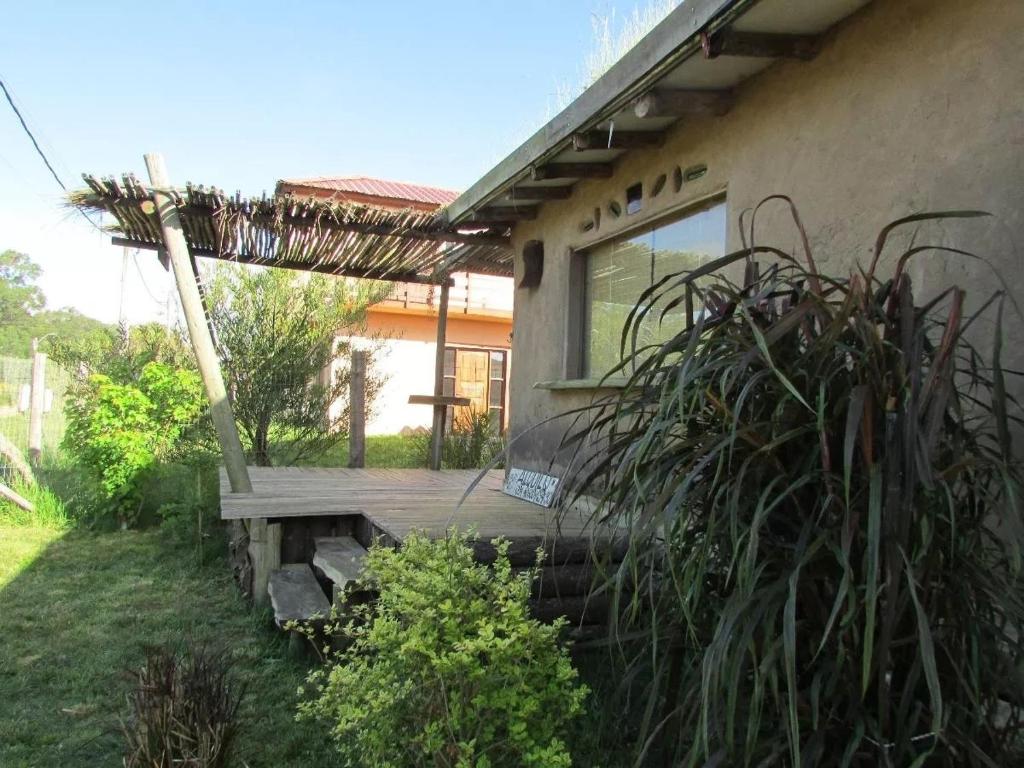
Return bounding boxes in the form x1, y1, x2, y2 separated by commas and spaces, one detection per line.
582, 200, 726, 377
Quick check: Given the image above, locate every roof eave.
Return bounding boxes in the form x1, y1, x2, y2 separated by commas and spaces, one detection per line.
445, 0, 747, 224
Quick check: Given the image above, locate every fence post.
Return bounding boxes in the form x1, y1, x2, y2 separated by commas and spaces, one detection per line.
28, 338, 46, 467
348, 350, 366, 468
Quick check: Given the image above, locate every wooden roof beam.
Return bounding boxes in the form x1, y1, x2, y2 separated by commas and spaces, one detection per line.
633, 88, 734, 119
572, 130, 664, 151
505, 185, 574, 201
466, 206, 538, 224
111, 237, 443, 284
701, 29, 820, 61
530, 163, 614, 181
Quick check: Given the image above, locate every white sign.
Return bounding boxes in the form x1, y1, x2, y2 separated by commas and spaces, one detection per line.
503, 468, 560, 508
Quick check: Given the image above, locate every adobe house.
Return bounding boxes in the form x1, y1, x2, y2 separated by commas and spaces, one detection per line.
70, 0, 1021, 619
277, 176, 513, 434
442, 0, 1024, 474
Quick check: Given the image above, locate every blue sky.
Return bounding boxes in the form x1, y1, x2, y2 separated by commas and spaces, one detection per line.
0, 0, 648, 324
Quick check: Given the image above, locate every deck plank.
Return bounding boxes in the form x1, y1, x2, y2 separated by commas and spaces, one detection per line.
220, 467, 595, 545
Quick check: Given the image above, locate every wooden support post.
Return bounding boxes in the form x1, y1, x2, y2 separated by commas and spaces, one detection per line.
27, 339, 45, 466
428, 279, 451, 471
144, 153, 252, 496
348, 350, 366, 468
247, 518, 281, 606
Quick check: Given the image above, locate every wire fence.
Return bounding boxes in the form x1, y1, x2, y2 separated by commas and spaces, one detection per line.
0, 354, 72, 483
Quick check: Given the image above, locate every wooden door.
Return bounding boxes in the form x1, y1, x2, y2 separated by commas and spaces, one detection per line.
453, 350, 489, 426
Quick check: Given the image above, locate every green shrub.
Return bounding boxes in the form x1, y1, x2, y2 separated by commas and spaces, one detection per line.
63, 362, 209, 526
299, 531, 588, 767
121, 644, 244, 768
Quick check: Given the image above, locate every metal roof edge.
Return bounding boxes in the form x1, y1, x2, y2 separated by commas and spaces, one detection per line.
445, 0, 745, 223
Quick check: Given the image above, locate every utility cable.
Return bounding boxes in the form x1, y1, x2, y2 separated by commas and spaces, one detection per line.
0, 75, 103, 232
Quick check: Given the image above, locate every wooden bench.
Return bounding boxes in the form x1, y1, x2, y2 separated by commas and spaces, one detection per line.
267, 563, 330, 627
313, 536, 370, 602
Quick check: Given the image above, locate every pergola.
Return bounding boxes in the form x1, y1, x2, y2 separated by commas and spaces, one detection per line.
71, 154, 515, 491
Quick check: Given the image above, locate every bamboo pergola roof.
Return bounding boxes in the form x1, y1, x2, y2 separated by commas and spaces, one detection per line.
71, 174, 513, 283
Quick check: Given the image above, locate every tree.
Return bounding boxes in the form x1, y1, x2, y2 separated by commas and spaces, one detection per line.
0, 248, 110, 356
206, 265, 387, 466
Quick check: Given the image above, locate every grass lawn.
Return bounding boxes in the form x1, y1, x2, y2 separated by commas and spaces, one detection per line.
0, 520, 336, 767
295, 433, 428, 468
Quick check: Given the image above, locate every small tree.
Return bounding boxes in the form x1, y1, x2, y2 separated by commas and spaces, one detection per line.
206, 265, 386, 466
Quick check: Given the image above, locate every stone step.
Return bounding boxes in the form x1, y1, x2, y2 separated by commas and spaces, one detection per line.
313, 536, 370, 600
268, 563, 330, 627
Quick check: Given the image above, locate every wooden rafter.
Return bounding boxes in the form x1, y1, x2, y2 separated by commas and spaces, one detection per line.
701, 29, 820, 60
572, 130, 664, 151
530, 163, 614, 181
633, 88, 734, 119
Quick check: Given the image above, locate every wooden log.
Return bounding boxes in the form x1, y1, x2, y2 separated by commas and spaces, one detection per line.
532, 594, 611, 626
0, 481, 34, 513
519, 562, 616, 598
27, 341, 45, 466
472, 535, 628, 567
144, 154, 253, 495
111, 238, 446, 285
467, 207, 538, 223
408, 394, 471, 407
248, 518, 282, 606
505, 186, 573, 201
348, 350, 366, 469
572, 130, 664, 151
701, 29, 820, 60
530, 163, 614, 181
428, 280, 451, 471
0, 432, 34, 486
632, 88, 734, 119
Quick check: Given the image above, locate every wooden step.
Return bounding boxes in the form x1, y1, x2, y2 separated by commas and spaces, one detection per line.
313, 536, 370, 597
268, 563, 330, 627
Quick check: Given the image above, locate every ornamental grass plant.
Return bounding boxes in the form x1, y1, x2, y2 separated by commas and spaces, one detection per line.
556, 201, 1024, 766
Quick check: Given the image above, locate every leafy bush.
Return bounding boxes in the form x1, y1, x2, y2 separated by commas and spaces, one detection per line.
121, 644, 244, 768
63, 362, 210, 526
300, 531, 589, 767
206, 264, 387, 466
557, 206, 1024, 765
442, 409, 504, 469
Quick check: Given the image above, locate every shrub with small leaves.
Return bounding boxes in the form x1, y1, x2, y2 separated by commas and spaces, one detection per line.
299, 530, 588, 767
63, 361, 207, 525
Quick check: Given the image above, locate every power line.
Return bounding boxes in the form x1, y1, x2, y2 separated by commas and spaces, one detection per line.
0, 75, 103, 232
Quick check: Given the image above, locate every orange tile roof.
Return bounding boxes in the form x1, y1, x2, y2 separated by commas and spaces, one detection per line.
279, 176, 460, 207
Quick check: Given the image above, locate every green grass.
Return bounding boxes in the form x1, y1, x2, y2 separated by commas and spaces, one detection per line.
296, 433, 428, 468
0, 520, 335, 767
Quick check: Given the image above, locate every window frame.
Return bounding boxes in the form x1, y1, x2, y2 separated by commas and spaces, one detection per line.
442, 345, 508, 434
566, 193, 727, 381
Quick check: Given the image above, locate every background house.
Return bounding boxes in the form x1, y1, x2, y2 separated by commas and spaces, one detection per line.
276, 176, 513, 435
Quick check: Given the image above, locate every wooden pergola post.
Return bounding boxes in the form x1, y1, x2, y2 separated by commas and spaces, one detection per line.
144, 153, 252, 495
145, 154, 280, 604
428, 279, 451, 470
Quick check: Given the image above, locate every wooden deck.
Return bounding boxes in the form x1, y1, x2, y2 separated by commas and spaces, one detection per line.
219, 467, 590, 543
